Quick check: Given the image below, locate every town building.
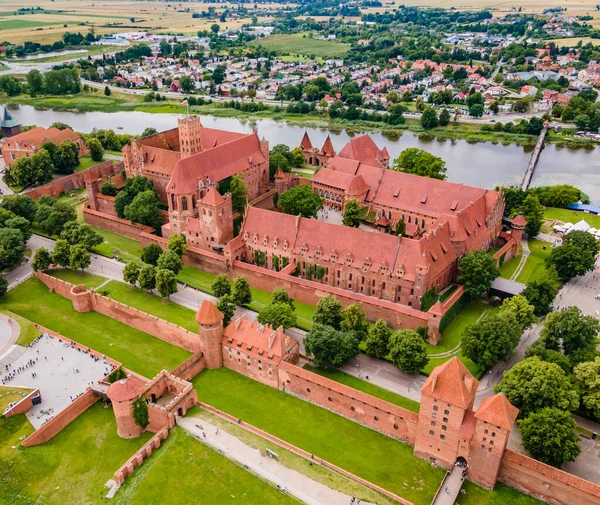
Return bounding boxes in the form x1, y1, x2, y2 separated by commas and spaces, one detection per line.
0, 106, 21, 139
0, 124, 87, 167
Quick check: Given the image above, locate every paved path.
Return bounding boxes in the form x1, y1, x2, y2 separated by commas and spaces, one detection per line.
431, 465, 465, 505
510, 238, 530, 281
178, 416, 376, 505
0, 313, 19, 355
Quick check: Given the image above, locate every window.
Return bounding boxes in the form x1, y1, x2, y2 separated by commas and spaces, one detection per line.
481, 444, 485, 449
181, 197, 188, 211
483, 437, 487, 442
433, 406, 438, 411
374, 416, 379, 421
432, 413, 437, 419
444, 410, 449, 415
488, 448, 492, 452
490, 441, 494, 446
484, 429, 489, 435
443, 417, 448, 423
431, 421, 436, 427
442, 425, 447, 431
328, 397, 332, 402
440, 435, 445, 440
351, 406, 355, 411
306, 388, 311, 393
429, 430, 434, 436
492, 432, 496, 437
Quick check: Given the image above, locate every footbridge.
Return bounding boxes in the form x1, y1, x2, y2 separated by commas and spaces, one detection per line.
520, 123, 549, 191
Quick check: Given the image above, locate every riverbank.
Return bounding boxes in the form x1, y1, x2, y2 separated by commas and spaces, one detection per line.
2, 91, 596, 149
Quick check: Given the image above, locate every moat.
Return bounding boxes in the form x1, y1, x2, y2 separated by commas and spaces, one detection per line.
6, 104, 600, 203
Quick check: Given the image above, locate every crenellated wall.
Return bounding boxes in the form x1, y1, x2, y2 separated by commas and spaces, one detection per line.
278, 361, 419, 444
171, 352, 206, 381
83, 206, 155, 240
113, 428, 169, 486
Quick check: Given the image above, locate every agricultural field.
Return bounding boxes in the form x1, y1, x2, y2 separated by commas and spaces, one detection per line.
250, 32, 351, 59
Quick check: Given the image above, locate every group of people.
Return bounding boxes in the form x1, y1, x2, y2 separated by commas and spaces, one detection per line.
2, 356, 39, 385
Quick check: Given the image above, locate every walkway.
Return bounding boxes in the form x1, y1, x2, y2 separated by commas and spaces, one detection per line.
510, 238, 530, 281
0, 312, 20, 355
431, 465, 465, 505
520, 124, 549, 191
178, 416, 377, 505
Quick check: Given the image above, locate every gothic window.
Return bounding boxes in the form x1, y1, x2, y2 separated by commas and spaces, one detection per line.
192, 194, 196, 208
181, 197, 188, 211
171, 194, 176, 210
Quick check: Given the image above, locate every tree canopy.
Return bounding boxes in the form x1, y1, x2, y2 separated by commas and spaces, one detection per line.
389, 329, 429, 374
499, 295, 538, 330
257, 302, 297, 329
458, 249, 499, 299
313, 295, 343, 329
304, 324, 360, 368
342, 199, 361, 227
279, 185, 323, 219
364, 319, 392, 359
390, 148, 447, 180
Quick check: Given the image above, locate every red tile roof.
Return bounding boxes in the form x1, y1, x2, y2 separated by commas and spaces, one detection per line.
319, 135, 335, 157
475, 394, 519, 430
300, 131, 313, 152
511, 214, 527, 227
421, 357, 479, 409
196, 300, 223, 324
106, 377, 146, 402
202, 187, 224, 205
337, 135, 387, 166
2, 126, 80, 149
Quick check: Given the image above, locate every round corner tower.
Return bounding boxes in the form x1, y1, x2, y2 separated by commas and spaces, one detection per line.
195, 300, 224, 369
106, 378, 147, 438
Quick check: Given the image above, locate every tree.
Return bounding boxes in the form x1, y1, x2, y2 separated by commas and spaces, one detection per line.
107, 367, 127, 383
132, 397, 149, 427
0, 227, 25, 270
29, 148, 54, 185
390, 148, 447, 180
70, 245, 91, 271
40, 201, 77, 236
0, 75, 21, 96
100, 182, 117, 196
269, 153, 289, 177
495, 357, 579, 417
313, 295, 343, 330
519, 408, 581, 468
389, 329, 429, 373
364, 319, 392, 359
167, 233, 187, 257
233, 276, 252, 306
272, 287, 294, 309
522, 274, 558, 316
546, 243, 595, 282
458, 249, 499, 299
60, 222, 103, 250
141, 243, 163, 266
179, 75, 195, 93
5, 216, 31, 242
469, 103, 484, 117
304, 324, 360, 367
0, 276, 6, 299
32, 247, 52, 272
563, 230, 600, 257
124, 190, 162, 230
342, 199, 361, 228
212, 274, 232, 298
138, 264, 156, 292
0, 194, 37, 222
156, 268, 178, 299
438, 108, 450, 126
290, 147, 305, 167
520, 194, 544, 237
420, 107, 438, 129
395, 218, 406, 237
499, 295, 538, 330
574, 357, 600, 420
230, 173, 247, 214
123, 260, 143, 286
104, 85, 111, 96
257, 302, 297, 329
52, 239, 71, 268
216, 294, 236, 325
540, 307, 599, 361
86, 137, 104, 162
26, 69, 44, 96
156, 249, 183, 275
279, 185, 323, 218
55, 140, 79, 174
211, 23, 220, 33
141, 127, 158, 138
462, 312, 521, 370
8, 156, 34, 187
340, 303, 368, 341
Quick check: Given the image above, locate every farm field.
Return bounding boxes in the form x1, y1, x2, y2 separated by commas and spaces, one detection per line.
250, 32, 351, 59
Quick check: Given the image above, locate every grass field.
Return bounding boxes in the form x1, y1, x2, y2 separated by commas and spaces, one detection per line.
114, 426, 299, 505
303, 364, 420, 413
544, 207, 600, 228
250, 32, 350, 59
516, 239, 552, 284
0, 403, 152, 505
48, 268, 107, 289
0, 18, 57, 30
0, 385, 33, 413
193, 367, 444, 505
2, 277, 190, 378
1, 309, 40, 346
76, 155, 107, 172
91, 226, 144, 261
499, 251, 522, 280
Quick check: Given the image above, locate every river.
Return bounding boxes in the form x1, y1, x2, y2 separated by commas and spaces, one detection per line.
5, 104, 600, 203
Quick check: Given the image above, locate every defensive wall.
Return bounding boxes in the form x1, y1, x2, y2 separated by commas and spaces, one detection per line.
493, 234, 519, 269
35, 273, 201, 353
499, 450, 600, 505
21, 389, 99, 447
279, 361, 418, 443
113, 428, 169, 486
83, 206, 155, 241
25, 160, 120, 200
171, 352, 206, 381
2, 388, 41, 418
95, 194, 118, 216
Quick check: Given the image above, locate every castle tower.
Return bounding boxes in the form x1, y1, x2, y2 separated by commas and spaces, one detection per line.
510, 214, 527, 244
195, 187, 233, 249
0, 107, 21, 139
196, 300, 224, 369
178, 115, 203, 158
106, 377, 147, 438
259, 135, 269, 162
467, 394, 519, 489
83, 170, 100, 211
414, 358, 479, 470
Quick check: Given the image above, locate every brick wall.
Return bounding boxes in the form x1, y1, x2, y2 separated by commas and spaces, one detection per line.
2, 388, 41, 418
21, 390, 98, 447
83, 206, 155, 240
498, 450, 600, 505
232, 261, 431, 332
95, 194, 118, 216
171, 352, 206, 381
278, 362, 418, 444
493, 239, 517, 268
113, 428, 168, 485
25, 160, 119, 200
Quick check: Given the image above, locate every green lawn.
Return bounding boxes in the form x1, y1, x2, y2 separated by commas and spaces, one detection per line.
114, 426, 299, 505
459, 481, 543, 505
0, 19, 57, 30
76, 155, 107, 172
0, 403, 152, 505
48, 268, 107, 289
516, 239, 552, 284
102, 280, 197, 332
3, 277, 191, 378
90, 227, 144, 262
499, 252, 522, 280
193, 367, 444, 505
249, 32, 350, 59
303, 364, 420, 413
0, 386, 34, 413
2, 310, 40, 346
544, 207, 600, 228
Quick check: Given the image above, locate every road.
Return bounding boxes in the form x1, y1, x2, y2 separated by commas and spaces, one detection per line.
6, 234, 307, 350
